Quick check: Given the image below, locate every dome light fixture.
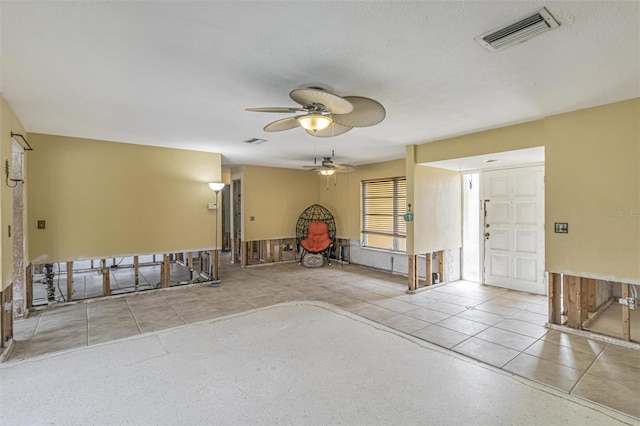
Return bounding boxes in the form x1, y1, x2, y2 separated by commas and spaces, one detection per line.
297, 114, 332, 132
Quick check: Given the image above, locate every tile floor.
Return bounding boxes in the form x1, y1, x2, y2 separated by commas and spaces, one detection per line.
7, 262, 640, 419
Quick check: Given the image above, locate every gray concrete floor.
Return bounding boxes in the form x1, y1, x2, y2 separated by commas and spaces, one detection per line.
7, 262, 640, 420
1, 302, 634, 425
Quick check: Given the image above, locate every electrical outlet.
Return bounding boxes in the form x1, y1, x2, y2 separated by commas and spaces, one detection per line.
250, 216, 255, 221
37, 220, 46, 230
554, 222, 568, 233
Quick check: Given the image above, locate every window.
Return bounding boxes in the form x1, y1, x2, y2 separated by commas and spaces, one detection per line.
361, 177, 406, 251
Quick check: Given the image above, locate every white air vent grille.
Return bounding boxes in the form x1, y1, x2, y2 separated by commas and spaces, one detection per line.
476, 7, 559, 52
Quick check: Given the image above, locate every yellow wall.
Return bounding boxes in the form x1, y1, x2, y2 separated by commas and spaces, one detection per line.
0, 96, 27, 290
320, 159, 406, 240
241, 165, 318, 241
412, 98, 639, 283
27, 134, 222, 262
545, 99, 639, 282
415, 120, 545, 163
413, 165, 461, 254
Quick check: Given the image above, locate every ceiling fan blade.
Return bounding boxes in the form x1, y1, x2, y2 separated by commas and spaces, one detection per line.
246, 107, 305, 113
290, 88, 353, 114
263, 117, 301, 132
305, 122, 352, 138
331, 96, 386, 128
332, 164, 356, 172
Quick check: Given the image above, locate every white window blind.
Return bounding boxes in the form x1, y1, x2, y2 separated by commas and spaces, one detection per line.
362, 177, 407, 238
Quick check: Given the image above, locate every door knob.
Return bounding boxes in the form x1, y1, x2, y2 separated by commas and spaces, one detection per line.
484, 232, 490, 239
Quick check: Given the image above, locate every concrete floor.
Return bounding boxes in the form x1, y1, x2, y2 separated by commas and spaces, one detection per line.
1, 302, 634, 425
5, 262, 640, 421
586, 302, 640, 342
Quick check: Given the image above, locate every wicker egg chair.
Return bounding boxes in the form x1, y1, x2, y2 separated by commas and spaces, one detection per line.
296, 204, 336, 266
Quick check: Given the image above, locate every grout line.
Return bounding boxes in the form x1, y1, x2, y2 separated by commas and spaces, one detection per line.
569, 342, 608, 394
125, 297, 143, 334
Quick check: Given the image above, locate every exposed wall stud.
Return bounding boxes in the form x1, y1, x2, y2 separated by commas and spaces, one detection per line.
622, 283, 630, 341
66, 261, 73, 302
101, 259, 111, 296
548, 272, 562, 325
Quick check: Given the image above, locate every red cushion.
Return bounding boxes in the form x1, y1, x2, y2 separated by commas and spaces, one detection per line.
300, 221, 331, 253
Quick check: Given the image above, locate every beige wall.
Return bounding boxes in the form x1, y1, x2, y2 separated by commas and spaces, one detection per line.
415, 120, 545, 163
241, 165, 318, 241
1, 96, 27, 290
413, 165, 461, 254
27, 134, 222, 262
320, 159, 406, 240
412, 98, 639, 283
545, 99, 639, 282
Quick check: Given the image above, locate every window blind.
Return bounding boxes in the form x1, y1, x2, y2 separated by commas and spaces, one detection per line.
362, 177, 406, 237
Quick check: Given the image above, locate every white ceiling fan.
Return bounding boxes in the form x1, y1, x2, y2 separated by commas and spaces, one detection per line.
303, 151, 355, 176
246, 86, 386, 137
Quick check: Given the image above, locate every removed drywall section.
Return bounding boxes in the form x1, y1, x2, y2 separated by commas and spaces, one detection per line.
27, 134, 222, 262
349, 240, 409, 276
545, 99, 639, 283
241, 165, 318, 241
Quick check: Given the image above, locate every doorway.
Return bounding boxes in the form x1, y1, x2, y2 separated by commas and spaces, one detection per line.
482, 165, 545, 295
462, 173, 480, 282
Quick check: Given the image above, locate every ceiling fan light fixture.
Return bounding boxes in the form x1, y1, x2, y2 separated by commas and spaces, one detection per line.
319, 169, 335, 176
297, 114, 332, 132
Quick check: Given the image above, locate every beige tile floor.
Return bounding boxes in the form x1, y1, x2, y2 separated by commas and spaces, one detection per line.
8, 262, 640, 419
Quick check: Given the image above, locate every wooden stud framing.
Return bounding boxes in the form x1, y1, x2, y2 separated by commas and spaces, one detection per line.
565, 275, 587, 329
161, 254, 170, 288
407, 255, 418, 292
548, 272, 562, 325
101, 259, 111, 296
66, 261, 73, 302
274, 239, 282, 262
622, 283, 630, 341
579, 277, 589, 324
134, 256, 139, 291
26, 264, 33, 309
437, 250, 445, 283
241, 241, 248, 267
1, 284, 13, 348
425, 253, 432, 286
585, 278, 596, 313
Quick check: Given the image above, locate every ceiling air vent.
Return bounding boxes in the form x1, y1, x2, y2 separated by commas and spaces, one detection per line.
475, 7, 559, 52
243, 137, 268, 145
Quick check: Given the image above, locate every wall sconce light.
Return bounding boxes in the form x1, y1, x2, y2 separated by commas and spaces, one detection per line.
4, 159, 23, 188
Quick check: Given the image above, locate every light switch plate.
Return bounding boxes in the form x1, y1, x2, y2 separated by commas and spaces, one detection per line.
37, 220, 46, 230
554, 222, 568, 233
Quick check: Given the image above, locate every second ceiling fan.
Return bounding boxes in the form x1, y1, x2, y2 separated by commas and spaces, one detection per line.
246, 86, 386, 137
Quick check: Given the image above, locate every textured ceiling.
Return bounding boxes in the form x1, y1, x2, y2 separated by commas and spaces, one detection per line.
1, 1, 638, 170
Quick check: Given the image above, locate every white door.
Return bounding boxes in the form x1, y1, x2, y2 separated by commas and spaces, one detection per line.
482, 166, 545, 295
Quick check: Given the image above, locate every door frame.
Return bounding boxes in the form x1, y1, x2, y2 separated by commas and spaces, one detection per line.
480, 163, 545, 294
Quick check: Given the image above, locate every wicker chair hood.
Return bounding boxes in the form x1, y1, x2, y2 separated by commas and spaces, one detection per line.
295, 204, 336, 245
